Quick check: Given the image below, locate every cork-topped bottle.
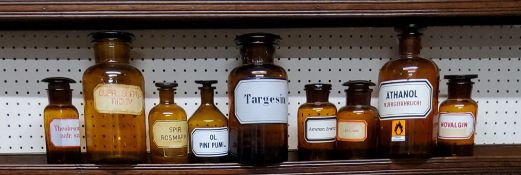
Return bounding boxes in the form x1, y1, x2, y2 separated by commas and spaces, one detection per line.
188, 80, 228, 163
228, 33, 288, 164
438, 74, 478, 156
82, 31, 146, 163
336, 80, 379, 159
378, 24, 439, 158
148, 82, 188, 163
42, 77, 81, 163
297, 83, 336, 161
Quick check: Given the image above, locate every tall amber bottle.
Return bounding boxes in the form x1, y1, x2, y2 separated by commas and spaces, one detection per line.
378, 24, 439, 158
228, 33, 288, 164
148, 82, 188, 163
297, 83, 336, 161
438, 75, 478, 156
82, 31, 146, 163
188, 80, 228, 163
42, 77, 81, 163
336, 80, 379, 159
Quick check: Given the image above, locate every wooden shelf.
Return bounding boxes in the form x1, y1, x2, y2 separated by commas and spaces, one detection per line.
0, 0, 520, 29
1, 145, 521, 174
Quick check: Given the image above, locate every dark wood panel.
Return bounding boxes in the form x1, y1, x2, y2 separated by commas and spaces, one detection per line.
0, 0, 519, 29
1, 145, 521, 174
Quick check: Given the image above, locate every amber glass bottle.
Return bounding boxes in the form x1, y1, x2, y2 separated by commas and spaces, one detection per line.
297, 83, 336, 161
82, 31, 146, 163
148, 82, 188, 163
438, 75, 478, 156
188, 80, 228, 163
378, 24, 439, 158
228, 33, 288, 164
337, 80, 379, 159
42, 77, 81, 163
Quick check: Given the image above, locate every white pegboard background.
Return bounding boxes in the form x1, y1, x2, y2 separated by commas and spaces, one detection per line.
0, 26, 520, 153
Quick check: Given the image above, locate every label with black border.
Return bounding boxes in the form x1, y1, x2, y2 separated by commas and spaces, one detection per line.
305, 116, 336, 143
378, 79, 433, 120
234, 79, 288, 124
191, 127, 228, 157
438, 112, 475, 140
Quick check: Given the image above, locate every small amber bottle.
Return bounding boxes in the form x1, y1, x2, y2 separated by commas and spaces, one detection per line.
297, 83, 336, 160
188, 80, 228, 163
42, 77, 81, 163
336, 80, 379, 159
438, 75, 478, 156
83, 31, 146, 163
148, 82, 188, 163
228, 33, 288, 164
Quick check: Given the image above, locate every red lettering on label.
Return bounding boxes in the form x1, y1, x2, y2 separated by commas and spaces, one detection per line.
342, 128, 360, 133
383, 100, 422, 108
54, 124, 80, 132
441, 121, 468, 129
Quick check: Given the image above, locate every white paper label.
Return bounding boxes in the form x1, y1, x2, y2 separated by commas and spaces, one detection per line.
438, 112, 475, 139
378, 79, 433, 120
191, 127, 229, 157
49, 119, 80, 147
305, 116, 336, 143
152, 120, 188, 148
392, 136, 406, 142
93, 84, 144, 115
234, 79, 288, 124
337, 120, 367, 142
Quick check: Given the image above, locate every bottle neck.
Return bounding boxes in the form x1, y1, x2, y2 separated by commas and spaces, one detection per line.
306, 90, 330, 103
399, 34, 421, 57
241, 44, 275, 65
159, 89, 175, 104
346, 90, 371, 106
94, 39, 130, 64
447, 83, 473, 99
200, 88, 215, 105
47, 89, 73, 105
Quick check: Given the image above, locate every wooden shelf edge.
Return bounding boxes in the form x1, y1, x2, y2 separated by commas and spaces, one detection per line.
0, 0, 519, 29
1, 145, 521, 174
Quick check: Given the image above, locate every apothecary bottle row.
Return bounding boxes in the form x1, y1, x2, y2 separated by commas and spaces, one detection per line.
38, 24, 479, 164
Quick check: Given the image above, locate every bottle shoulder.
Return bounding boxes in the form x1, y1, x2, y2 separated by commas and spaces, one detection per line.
189, 105, 228, 122
440, 99, 478, 110
338, 105, 378, 113
379, 57, 439, 81
382, 56, 438, 68
43, 105, 79, 119
298, 102, 337, 110
229, 64, 288, 80
337, 105, 379, 120
44, 104, 78, 112
149, 104, 187, 117
83, 63, 143, 78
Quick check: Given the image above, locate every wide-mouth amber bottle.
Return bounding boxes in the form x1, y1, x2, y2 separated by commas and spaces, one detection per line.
297, 83, 337, 161
82, 31, 146, 163
228, 33, 288, 164
378, 24, 440, 158
336, 80, 379, 159
438, 74, 478, 156
42, 77, 81, 163
188, 80, 229, 163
